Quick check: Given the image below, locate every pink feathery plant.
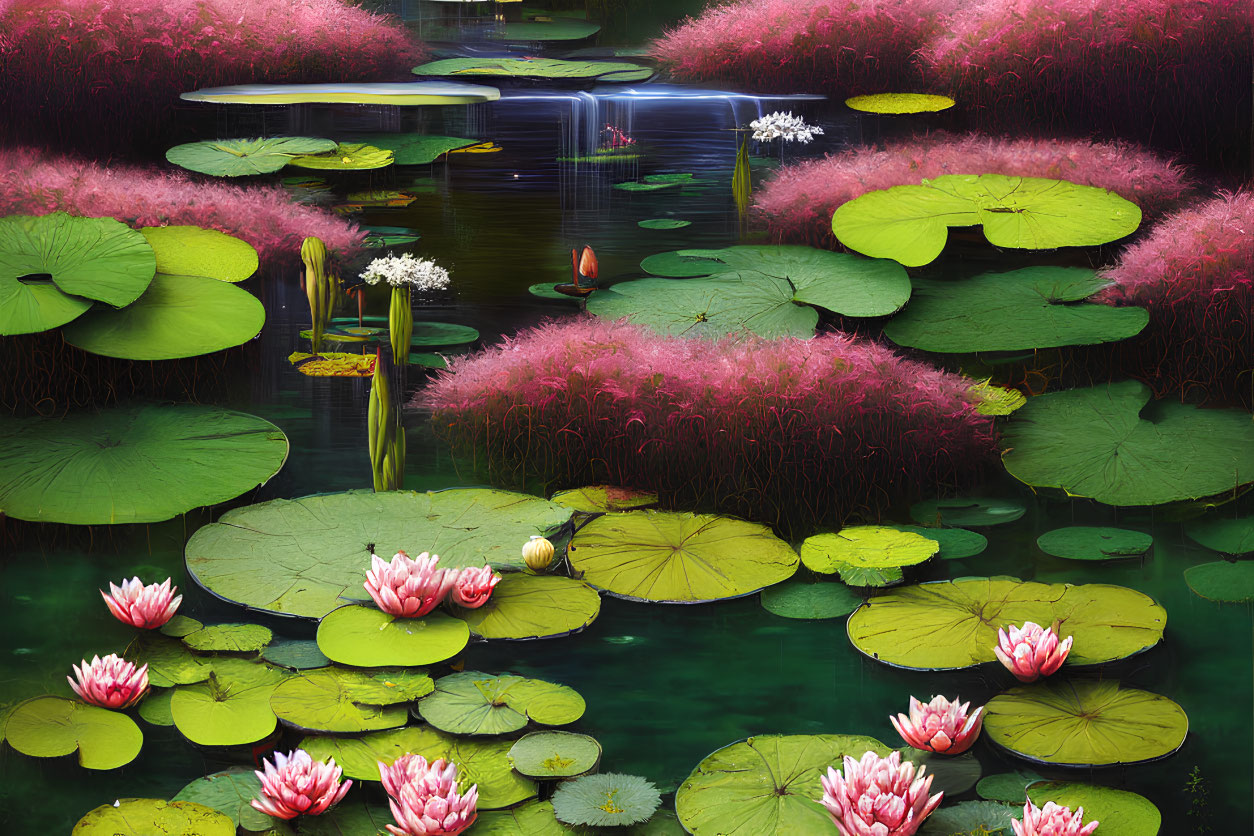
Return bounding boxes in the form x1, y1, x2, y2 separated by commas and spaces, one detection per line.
994, 622, 1072, 682
0, 146, 364, 263
68, 654, 149, 709
1013, 799, 1099, 836
418, 318, 999, 536
819, 750, 943, 836
379, 754, 479, 836
755, 133, 1193, 249
100, 577, 182, 629
364, 551, 457, 618
890, 695, 984, 755
251, 749, 352, 820
449, 566, 500, 609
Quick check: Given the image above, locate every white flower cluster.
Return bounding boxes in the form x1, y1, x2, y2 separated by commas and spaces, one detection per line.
359, 253, 450, 291
749, 111, 825, 144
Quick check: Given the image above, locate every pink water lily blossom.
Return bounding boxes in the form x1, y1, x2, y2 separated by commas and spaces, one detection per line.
364, 551, 457, 618
100, 576, 182, 629
379, 754, 479, 836
449, 566, 501, 609
250, 749, 352, 820
994, 621, 1073, 682
890, 695, 984, 755
819, 750, 943, 836
68, 654, 148, 709
1013, 799, 1099, 836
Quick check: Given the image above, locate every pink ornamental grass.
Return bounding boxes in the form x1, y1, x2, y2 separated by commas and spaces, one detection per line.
755, 133, 1193, 249
1013, 799, 1099, 836
819, 750, 943, 836
419, 318, 998, 536
0, 146, 364, 263
100, 576, 182, 629
68, 654, 148, 709
251, 749, 352, 820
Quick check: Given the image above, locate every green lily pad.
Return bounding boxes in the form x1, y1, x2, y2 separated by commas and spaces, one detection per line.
800, 526, 938, 586
261, 639, 331, 670
170, 658, 286, 746
182, 623, 273, 653
553, 773, 661, 827
288, 143, 394, 171
173, 767, 276, 831
296, 726, 437, 780
1184, 560, 1254, 602
492, 20, 601, 41
6, 696, 143, 770
139, 226, 258, 282
976, 771, 1046, 803
639, 250, 726, 277
1001, 381, 1254, 505
882, 267, 1148, 352
1185, 514, 1254, 555
676, 734, 892, 836
417, 671, 584, 735
0, 213, 154, 334
72, 799, 234, 835
845, 93, 956, 114
138, 688, 175, 726
551, 485, 658, 512
125, 634, 211, 687
165, 137, 338, 177
969, 379, 1028, 416
185, 488, 573, 618
910, 497, 1026, 527
415, 57, 652, 82
0, 404, 288, 525
897, 748, 982, 795
643, 174, 697, 185
474, 800, 576, 835
638, 219, 691, 230
453, 573, 601, 640
270, 666, 432, 734
1027, 782, 1160, 836
159, 615, 203, 638
846, 577, 1166, 670
1036, 527, 1153, 561
918, 801, 1017, 836
316, 606, 470, 667
62, 273, 266, 360
567, 510, 799, 603
509, 731, 602, 778
615, 181, 683, 192
340, 133, 480, 165
409, 352, 449, 369
296, 797, 401, 836
834, 175, 1141, 267
984, 680, 1187, 766
882, 525, 988, 560
760, 580, 862, 620
181, 82, 501, 106
529, 283, 580, 301
413, 321, 479, 347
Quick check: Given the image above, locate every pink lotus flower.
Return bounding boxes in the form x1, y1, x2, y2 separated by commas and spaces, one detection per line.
819, 750, 943, 836
994, 622, 1073, 682
364, 551, 457, 618
379, 754, 478, 836
100, 576, 182, 629
890, 695, 984, 755
250, 749, 352, 820
68, 654, 149, 709
1013, 799, 1099, 836
449, 566, 500, 609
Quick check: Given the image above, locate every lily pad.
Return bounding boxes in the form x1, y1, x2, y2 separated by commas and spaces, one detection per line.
567, 510, 798, 603
509, 731, 602, 778
0, 404, 288, 525
553, 773, 661, 827
186, 488, 572, 618
159, 615, 203, 638
760, 580, 862, 620
296, 797, 395, 836
1026, 782, 1160, 836
138, 688, 175, 726
289, 351, 376, 376
474, 800, 576, 835
492, 20, 602, 41
339, 133, 480, 165
139, 226, 259, 282
918, 801, 1017, 836
165, 137, 337, 177
62, 273, 265, 360
173, 767, 276, 831
261, 638, 331, 670
125, 634, 211, 687
1185, 514, 1254, 555
316, 606, 470, 667
882, 525, 988, 560
529, 283, 580, 301
882, 267, 1148, 352
5, 696, 143, 770
550, 485, 658, 512
896, 748, 981, 796
417, 671, 584, 735
453, 573, 601, 640
409, 352, 449, 369
1036, 527, 1152, 561
845, 93, 955, 114
0, 213, 154, 334
270, 666, 431, 733
72, 799, 234, 835
910, 497, 1026, 527
170, 658, 286, 746
1001, 381, 1254, 506
181, 82, 501, 105
415, 57, 652, 82
638, 219, 692, 230
288, 143, 394, 171
969, 379, 1028, 416
1184, 560, 1254, 603
676, 734, 892, 835
976, 771, 1046, 803
846, 577, 1166, 670
799, 526, 938, 586
983, 680, 1187, 766
182, 623, 273, 653
413, 321, 479, 347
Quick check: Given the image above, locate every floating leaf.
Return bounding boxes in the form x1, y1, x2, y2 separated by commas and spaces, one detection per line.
139, 226, 258, 282
976, 771, 1046, 803
165, 137, 337, 176
289, 351, 376, 376
800, 526, 938, 586
1026, 782, 1160, 836
845, 93, 955, 114
1001, 381, 1254, 505
6, 696, 143, 770
760, 580, 862, 620
270, 666, 432, 734
568, 510, 798, 603
173, 768, 276, 831
846, 578, 1166, 670
261, 639, 331, 670
910, 497, 1026, 527
412, 321, 479, 347
0, 404, 288, 525
553, 773, 661, 827
474, 800, 576, 835
918, 801, 1017, 836
182, 623, 273, 653
417, 671, 584, 735
125, 633, 211, 687
297, 797, 402, 835
415, 57, 652, 82
968, 379, 1027, 416
491, 20, 601, 41
288, 142, 394, 171
881, 525, 988, 560
409, 352, 449, 369
159, 616, 203, 638
137, 688, 174, 726
72, 799, 233, 835
339, 133, 480, 164
984, 680, 1187, 766
1036, 527, 1152, 561
550, 485, 658, 512
1185, 514, 1254, 556
897, 748, 982, 795
181, 82, 502, 106
170, 658, 286, 746
316, 606, 470, 667
1184, 561, 1254, 602
509, 731, 602, 778
638, 219, 692, 230
187, 489, 572, 618
453, 573, 601, 641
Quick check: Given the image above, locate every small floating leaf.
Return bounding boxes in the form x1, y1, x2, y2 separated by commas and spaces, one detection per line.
1184, 561, 1254, 602
760, 580, 862, 620
910, 497, 1026, 527
452, 573, 601, 641
550, 485, 658, 512
316, 606, 470, 667
845, 93, 955, 114
1036, 527, 1152, 561
182, 623, 273, 653
1185, 514, 1254, 555
165, 137, 337, 177
1026, 782, 1160, 836
509, 731, 602, 778
417, 671, 585, 735
799, 526, 938, 586
173, 768, 276, 831
6, 696, 143, 770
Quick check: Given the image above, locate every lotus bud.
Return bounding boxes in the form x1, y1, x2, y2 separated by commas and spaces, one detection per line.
1012, 799, 1099, 836
819, 750, 943, 836
68, 654, 149, 709
522, 535, 555, 571
450, 565, 501, 609
100, 576, 182, 629
993, 621, 1072, 682
890, 695, 984, 755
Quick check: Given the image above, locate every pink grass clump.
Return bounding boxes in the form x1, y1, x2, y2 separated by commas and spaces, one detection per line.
419, 318, 999, 535
0, 146, 364, 263
1096, 191, 1253, 405
755, 132, 1193, 249
649, 0, 958, 95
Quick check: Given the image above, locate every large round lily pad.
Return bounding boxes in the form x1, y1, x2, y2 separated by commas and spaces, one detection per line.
186, 488, 572, 618
288, 143, 394, 171
567, 511, 799, 603
910, 497, 1026, 527
760, 580, 862, 620
173, 768, 276, 831
0, 213, 154, 334
453, 573, 601, 640
62, 273, 265, 360
799, 526, 938, 586
1184, 560, 1254, 602
1185, 514, 1254, 555
164, 137, 337, 177
0, 404, 288, 525
139, 226, 258, 282
170, 658, 286, 746
1036, 527, 1152, 561
984, 680, 1187, 766
72, 799, 234, 835
338, 133, 481, 165
1027, 782, 1160, 836
676, 734, 892, 835
1001, 381, 1254, 506
509, 731, 602, 779
415, 57, 653, 82
417, 671, 584, 735
316, 606, 470, 667
6, 696, 143, 770
181, 82, 501, 105
882, 525, 988, 560
270, 666, 431, 734
882, 267, 1148, 352
846, 578, 1166, 670
845, 93, 955, 114
550, 485, 658, 513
